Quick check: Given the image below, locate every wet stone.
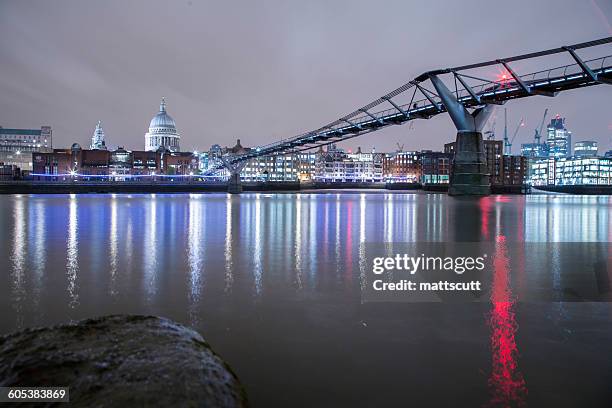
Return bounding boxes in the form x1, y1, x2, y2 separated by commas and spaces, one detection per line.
0, 315, 248, 407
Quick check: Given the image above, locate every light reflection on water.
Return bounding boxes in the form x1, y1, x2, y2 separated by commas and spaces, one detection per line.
187, 194, 205, 324
10, 197, 25, 329
0, 192, 611, 407
66, 194, 79, 309
488, 235, 527, 407
109, 195, 118, 297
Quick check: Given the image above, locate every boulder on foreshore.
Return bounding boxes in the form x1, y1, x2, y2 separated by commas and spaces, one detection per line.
0, 315, 248, 407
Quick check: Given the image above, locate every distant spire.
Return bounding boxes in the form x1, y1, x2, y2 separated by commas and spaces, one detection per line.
160, 97, 166, 112
91, 120, 106, 150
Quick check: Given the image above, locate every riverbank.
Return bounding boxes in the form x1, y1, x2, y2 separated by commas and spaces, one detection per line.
533, 185, 612, 195
0, 180, 302, 194
0, 181, 535, 194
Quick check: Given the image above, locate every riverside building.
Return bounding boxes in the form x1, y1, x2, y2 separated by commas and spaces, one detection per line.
546, 116, 572, 158
314, 145, 383, 182
445, 140, 525, 186
574, 141, 598, 158
529, 157, 612, 186
0, 126, 52, 171
383, 151, 420, 183
32, 146, 199, 180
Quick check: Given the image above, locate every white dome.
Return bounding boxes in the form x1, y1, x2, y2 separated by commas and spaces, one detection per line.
149, 98, 176, 130
145, 97, 180, 152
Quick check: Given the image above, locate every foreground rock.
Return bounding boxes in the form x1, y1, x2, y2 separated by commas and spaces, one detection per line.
0, 315, 248, 407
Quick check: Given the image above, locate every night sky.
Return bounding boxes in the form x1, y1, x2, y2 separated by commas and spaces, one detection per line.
1, 0, 611, 153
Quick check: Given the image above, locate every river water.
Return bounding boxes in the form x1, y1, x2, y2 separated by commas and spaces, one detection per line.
1, 192, 611, 407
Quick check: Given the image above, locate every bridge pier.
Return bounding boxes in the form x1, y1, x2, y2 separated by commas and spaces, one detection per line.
227, 171, 243, 194
448, 131, 490, 196
220, 144, 248, 194
429, 75, 495, 196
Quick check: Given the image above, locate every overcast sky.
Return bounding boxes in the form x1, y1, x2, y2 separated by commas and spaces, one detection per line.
1, 0, 611, 153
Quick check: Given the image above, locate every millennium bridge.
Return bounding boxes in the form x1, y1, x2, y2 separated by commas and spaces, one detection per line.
207, 37, 612, 195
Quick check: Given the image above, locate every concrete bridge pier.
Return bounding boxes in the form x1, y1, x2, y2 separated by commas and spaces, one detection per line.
227, 170, 243, 194
449, 130, 490, 195
220, 148, 247, 194
429, 75, 495, 196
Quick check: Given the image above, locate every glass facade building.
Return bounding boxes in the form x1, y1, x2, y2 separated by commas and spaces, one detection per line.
546, 116, 572, 158
529, 157, 612, 186
574, 141, 598, 158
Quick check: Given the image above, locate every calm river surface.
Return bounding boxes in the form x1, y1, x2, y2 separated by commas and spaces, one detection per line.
1, 192, 611, 407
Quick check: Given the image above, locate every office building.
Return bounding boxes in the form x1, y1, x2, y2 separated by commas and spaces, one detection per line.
383, 151, 420, 182
242, 154, 298, 181
574, 141, 598, 158
529, 157, 612, 186
445, 140, 526, 186
314, 145, 383, 182
420, 150, 452, 184
109, 147, 132, 177
0, 126, 52, 171
546, 116, 572, 158
521, 142, 549, 159
164, 152, 199, 175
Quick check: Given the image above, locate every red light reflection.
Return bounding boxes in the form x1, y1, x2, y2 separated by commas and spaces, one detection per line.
487, 235, 527, 407
479, 196, 492, 240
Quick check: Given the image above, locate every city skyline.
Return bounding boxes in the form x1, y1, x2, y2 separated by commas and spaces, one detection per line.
1, 0, 611, 153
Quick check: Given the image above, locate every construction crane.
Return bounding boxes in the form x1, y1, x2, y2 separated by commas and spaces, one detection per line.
503, 108, 509, 155
396, 142, 404, 152
508, 117, 525, 155
534, 108, 548, 144
503, 108, 525, 155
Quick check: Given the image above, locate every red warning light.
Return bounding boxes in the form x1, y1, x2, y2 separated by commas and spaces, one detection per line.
495, 69, 512, 88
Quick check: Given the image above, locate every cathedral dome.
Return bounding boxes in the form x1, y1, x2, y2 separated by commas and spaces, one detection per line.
149, 98, 176, 130
144, 97, 180, 152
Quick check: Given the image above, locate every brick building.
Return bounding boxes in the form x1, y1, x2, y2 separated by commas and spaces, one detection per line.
444, 140, 526, 186
382, 151, 420, 182
31, 145, 199, 179
419, 151, 453, 184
